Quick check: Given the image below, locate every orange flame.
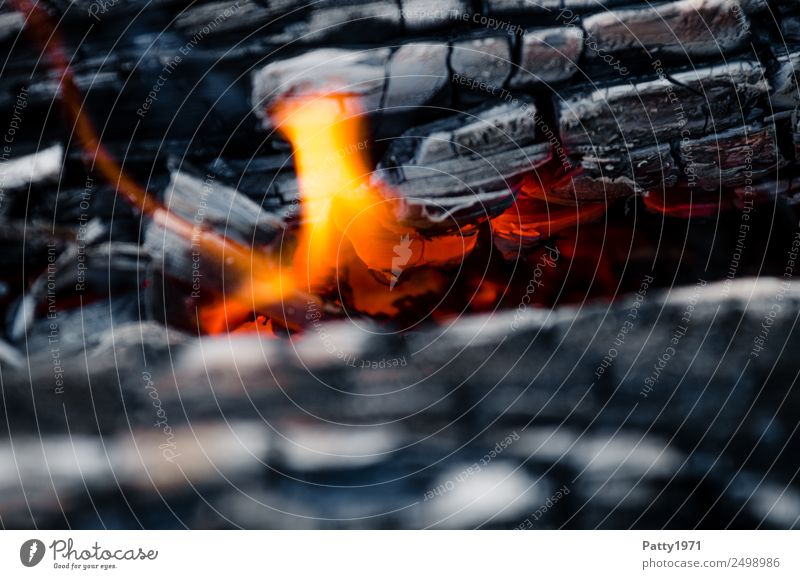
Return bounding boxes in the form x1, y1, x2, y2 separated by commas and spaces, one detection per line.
271, 96, 474, 307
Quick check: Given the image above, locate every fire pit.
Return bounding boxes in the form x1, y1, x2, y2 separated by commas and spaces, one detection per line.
1, 0, 799, 529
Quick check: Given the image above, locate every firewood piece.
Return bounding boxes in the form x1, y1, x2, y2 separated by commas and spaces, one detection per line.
794, 108, 800, 160
582, 0, 749, 58
551, 143, 678, 200
679, 124, 786, 191
508, 27, 584, 88
0, 144, 63, 215
782, 16, 800, 44
450, 35, 513, 99
558, 60, 769, 150
400, 0, 471, 32
376, 98, 549, 229
206, 155, 301, 219
0, 7, 23, 44
144, 168, 284, 295
177, 0, 404, 43
252, 48, 391, 129
383, 42, 450, 110
771, 52, 800, 111
485, 0, 561, 12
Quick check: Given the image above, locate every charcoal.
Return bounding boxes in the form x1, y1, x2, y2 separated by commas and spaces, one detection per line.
683, 124, 786, 191
782, 16, 800, 44
0, 144, 63, 215
451, 35, 513, 102
485, 0, 561, 12
552, 143, 678, 200
558, 60, 769, 150
582, 0, 749, 58
252, 48, 391, 129
206, 155, 301, 218
0, 7, 23, 44
0, 419, 268, 527
508, 27, 584, 88
795, 108, 800, 159
771, 52, 800, 111
174, 0, 291, 36
2, 0, 800, 532
376, 98, 549, 229
383, 42, 450, 110
401, 0, 471, 32
144, 168, 284, 296
176, 0, 405, 44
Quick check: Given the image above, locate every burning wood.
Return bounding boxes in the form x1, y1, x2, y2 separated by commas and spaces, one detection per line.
2, 0, 800, 532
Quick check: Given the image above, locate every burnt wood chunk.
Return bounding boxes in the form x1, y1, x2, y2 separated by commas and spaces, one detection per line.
272, 1, 403, 44
782, 16, 800, 44
252, 48, 390, 128
450, 35, 512, 96
144, 169, 284, 294
207, 156, 300, 219
552, 144, 678, 200
508, 27, 584, 88
794, 108, 800, 160
771, 52, 800, 111
561, 0, 651, 8
376, 99, 548, 229
681, 125, 786, 191
252, 43, 448, 129
384, 43, 450, 110
174, 0, 277, 35
582, 0, 749, 58
0, 8, 23, 43
558, 60, 768, 150
175, 0, 403, 42
400, 0, 471, 31
485, 0, 560, 12
0, 144, 63, 214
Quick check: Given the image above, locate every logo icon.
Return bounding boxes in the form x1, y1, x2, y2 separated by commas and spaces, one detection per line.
389, 234, 413, 290
20, 539, 45, 567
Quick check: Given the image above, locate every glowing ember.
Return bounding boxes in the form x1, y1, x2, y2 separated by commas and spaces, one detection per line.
491, 174, 608, 259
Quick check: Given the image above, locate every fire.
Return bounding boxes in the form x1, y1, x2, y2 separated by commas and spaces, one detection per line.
201, 95, 474, 330
270, 96, 473, 303
16, 0, 606, 334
